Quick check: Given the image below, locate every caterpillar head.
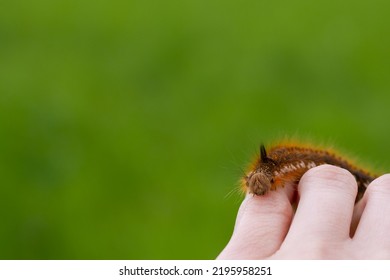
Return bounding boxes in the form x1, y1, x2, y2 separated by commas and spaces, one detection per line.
244, 145, 275, 195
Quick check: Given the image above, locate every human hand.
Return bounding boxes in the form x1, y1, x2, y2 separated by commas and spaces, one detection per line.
217, 164, 390, 259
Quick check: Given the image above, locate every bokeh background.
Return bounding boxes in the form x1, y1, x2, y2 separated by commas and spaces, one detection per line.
1, 0, 390, 259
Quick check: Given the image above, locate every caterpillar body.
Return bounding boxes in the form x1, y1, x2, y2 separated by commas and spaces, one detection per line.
243, 144, 377, 202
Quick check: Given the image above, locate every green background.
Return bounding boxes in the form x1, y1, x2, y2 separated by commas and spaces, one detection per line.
1, 0, 390, 259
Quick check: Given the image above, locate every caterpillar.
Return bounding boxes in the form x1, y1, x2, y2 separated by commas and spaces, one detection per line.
243, 143, 377, 202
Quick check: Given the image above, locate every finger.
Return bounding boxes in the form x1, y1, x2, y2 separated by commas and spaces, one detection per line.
283, 165, 357, 244
353, 174, 390, 256
217, 184, 294, 259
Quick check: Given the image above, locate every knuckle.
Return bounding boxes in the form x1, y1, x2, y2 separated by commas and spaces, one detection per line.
300, 164, 357, 196
366, 174, 390, 197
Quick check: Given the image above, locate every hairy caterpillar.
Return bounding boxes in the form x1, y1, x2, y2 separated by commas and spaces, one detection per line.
243, 143, 377, 202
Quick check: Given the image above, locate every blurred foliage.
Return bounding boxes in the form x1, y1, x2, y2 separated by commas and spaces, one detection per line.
1, 0, 390, 259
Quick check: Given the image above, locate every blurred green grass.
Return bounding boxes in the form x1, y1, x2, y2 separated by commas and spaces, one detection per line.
1, 0, 390, 259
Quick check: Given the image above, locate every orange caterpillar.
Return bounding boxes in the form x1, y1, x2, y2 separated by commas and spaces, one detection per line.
243, 143, 377, 202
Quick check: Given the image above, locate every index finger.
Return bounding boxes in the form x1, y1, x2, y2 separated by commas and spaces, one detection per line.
217, 183, 295, 259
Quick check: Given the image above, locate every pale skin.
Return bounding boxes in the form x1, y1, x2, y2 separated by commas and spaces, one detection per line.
217, 165, 390, 259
